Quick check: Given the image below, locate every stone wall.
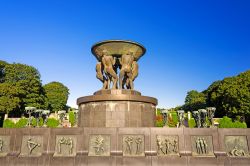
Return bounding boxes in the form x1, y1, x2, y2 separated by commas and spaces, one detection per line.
0, 128, 250, 166
78, 101, 156, 127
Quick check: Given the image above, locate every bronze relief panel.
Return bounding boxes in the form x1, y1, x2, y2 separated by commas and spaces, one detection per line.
224, 136, 249, 157
20, 135, 43, 157
88, 135, 110, 156
0, 136, 10, 157
54, 135, 77, 157
156, 135, 179, 156
122, 135, 144, 156
191, 136, 214, 157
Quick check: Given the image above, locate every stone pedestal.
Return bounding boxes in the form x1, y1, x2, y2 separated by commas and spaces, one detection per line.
77, 90, 158, 127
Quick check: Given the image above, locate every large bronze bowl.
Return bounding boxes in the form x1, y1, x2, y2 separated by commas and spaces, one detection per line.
91, 40, 146, 61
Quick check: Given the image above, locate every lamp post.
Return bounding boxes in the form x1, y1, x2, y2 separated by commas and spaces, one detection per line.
160, 109, 169, 127
25, 107, 36, 127
177, 110, 185, 128
42, 110, 50, 127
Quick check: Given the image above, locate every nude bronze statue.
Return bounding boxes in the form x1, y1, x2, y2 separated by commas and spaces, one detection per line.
92, 40, 146, 90
125, 61, 138, 89
119, 51, 135, 90
96, 62, 108, 89
99, 50, 118, 89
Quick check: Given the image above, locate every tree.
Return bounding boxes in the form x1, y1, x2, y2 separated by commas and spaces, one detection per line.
43, 82, 69, 112
0, 62, 46, 116
206, 70, 250, 120
183, 90, 206, 111
0, 82, 21, 114
0, 60, 8, 83
205, 80, 225, 117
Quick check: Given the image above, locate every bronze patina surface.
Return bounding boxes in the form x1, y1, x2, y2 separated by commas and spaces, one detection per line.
77, 89, 157, 106
78, 40, 157, 127
91, 40, 146, 61
93, 40, 146, 90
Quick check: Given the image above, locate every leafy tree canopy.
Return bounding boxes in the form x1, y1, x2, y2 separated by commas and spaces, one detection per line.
206, 70, 250, 118
0, 60, 8, 83
182, 70, 250, 126
43, 81, 69, 112
183, 90, 206, 111
0, 62, 46, 116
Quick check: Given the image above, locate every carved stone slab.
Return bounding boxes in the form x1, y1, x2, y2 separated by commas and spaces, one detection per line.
122, 135, 144, 156
156, 135, 179, 156
20, 135, 43, 157
191, 136, 214, 157
54, 135, 77, 157
88, 135, 110, 156
0, 136, 10, 157
224, 136, 249, 157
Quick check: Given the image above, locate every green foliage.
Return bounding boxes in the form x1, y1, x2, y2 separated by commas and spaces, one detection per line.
31, 117, 36, 127
31, 117, 44, 127
0, 60, 8, 83
156, 108, 162, 115
0, 83, 21, 114
3, 119, 15, 128
46, 118, 59, 128
188, 118, 196, 128
43, 82, 69, 113
155, 109, 164, 127
182, 70, 250, 126
183, 90, 206, 111
0, 63, 46, 116
39, 117, 44, 126
168, 112, 178, 127
206, 70, 250, 118
219, 116, 247, 128
15, 118, 28, 128
156, 120, 164, 127
69, 111, 76, 127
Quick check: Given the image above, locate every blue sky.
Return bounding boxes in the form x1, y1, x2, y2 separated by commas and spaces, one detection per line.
0, 0, 249, 108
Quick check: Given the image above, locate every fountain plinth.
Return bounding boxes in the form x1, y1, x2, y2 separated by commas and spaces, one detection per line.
77, 40, 158, 127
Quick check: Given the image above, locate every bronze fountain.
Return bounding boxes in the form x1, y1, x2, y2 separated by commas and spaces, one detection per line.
77, 40, 157, 127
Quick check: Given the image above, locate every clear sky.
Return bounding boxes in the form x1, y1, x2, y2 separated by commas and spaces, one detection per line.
0, 0, 249, 109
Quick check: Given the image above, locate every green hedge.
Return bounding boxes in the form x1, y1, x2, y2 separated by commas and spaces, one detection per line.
156, 120, 164, 127
168, 112, 178, 127
46, 118, 60, 128
3, 119, 15, 128
219, 116, 247, 128
15, 118, 28, 128
31, 117, 44, 127
69, 111, 76, 127
188, 118, 196, 128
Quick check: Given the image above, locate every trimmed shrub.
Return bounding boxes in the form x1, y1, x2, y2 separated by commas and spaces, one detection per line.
46, 118, 59, 128
69, 111, 76, 127
168, 112, 178, 127
155, 114, 163, 127
31, 117, 44, 127
156, 120, 164, 127
188, 118, 196, 128
3, 119, 15, 128
219, 116, 247, 128
232, 120, 247, 128
15, 118, 28, 128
